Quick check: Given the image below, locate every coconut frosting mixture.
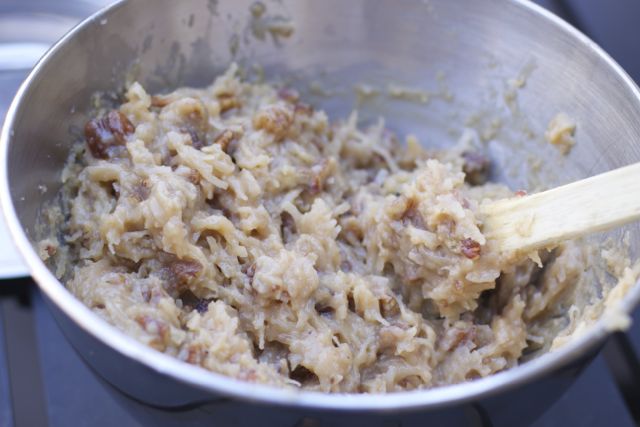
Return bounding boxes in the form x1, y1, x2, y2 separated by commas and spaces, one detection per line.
41, 65, 616, 393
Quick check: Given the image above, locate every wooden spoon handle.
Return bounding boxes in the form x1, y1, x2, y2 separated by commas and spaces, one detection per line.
480, 162, 640, 252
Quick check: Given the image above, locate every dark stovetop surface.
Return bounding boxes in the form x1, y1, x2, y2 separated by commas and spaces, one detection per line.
1, 1, 640, 426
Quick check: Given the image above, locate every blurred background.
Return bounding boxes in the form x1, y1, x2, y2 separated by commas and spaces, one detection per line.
0, 1, 639, 426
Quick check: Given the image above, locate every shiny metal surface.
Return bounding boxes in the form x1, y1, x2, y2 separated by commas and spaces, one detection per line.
0, 0, 110, 278
2, 0, 640, 422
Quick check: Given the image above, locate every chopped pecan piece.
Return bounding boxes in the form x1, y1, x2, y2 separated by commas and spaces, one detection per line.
185, 127, 205, 150
172, 98, 209, 149
441, 326, 477, 351
308, 159, 334, 195
380, 295, 400, 318
400, 197, 425, 229
187, 170, 201, 184
218, 94, 242, 113
280, 211, 296, 243
214, 129, 235, 152
135, 315, 169, 349
462, 151, 491, 186
185, 344, 204, 364
151, 95, 171, 108
170, 259, 203, 285
253, 105, 293, 139
84, 111, 135, 159
461, 238, 481, 259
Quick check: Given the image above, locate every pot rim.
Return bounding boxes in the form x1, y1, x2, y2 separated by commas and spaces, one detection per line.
2, 0, 640, 412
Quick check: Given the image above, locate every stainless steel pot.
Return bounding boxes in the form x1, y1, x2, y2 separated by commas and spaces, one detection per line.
2, 0, 640, 425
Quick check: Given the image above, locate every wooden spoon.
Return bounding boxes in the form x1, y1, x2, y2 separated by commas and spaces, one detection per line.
479, 163, 640, 252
